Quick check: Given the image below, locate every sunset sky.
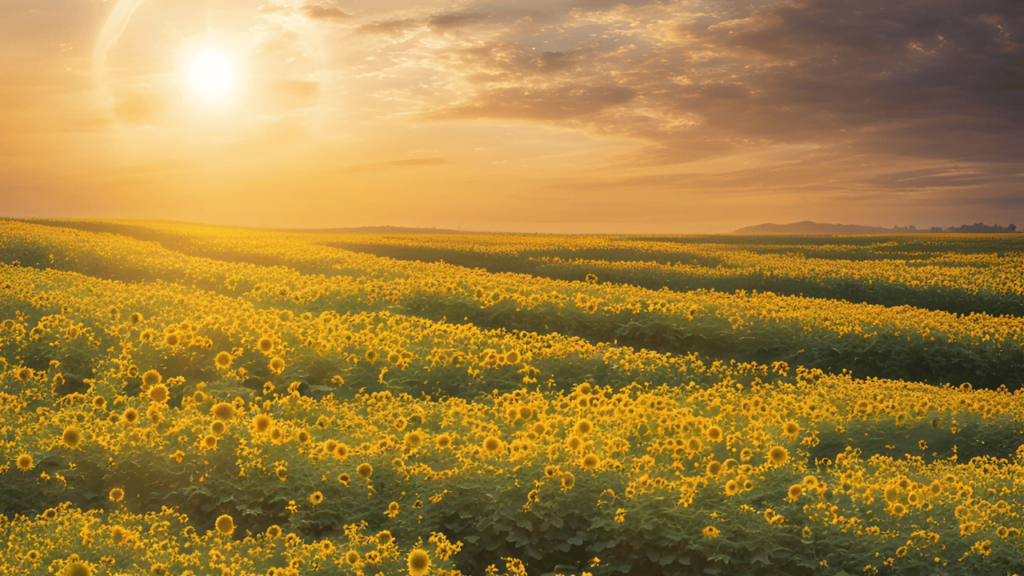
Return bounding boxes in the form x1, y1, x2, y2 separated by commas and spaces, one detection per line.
1, 0, 1021, 232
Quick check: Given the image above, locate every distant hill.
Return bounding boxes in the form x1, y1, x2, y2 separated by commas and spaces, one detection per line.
283, 226, 468, 234
732, 221, 899, 235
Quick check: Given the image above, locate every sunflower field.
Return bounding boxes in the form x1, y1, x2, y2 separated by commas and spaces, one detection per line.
1, 219, 1023, 576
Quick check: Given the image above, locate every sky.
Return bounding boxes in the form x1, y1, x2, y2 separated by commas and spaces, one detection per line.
0, 0, 1022, 233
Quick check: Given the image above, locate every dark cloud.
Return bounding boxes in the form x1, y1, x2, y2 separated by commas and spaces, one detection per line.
301, 4, 353, 20
428, 12, 490, 30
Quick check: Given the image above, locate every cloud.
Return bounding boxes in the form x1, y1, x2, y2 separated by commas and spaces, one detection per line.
301, 4, 353, 20
428, 12, 490, 30
430, 85, 637, 120
356, 18, 421, 35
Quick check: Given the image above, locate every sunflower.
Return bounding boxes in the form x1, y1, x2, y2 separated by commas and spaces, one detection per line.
212, 402, 235, 420
482, 436, 501, 454
338, 473, 351, 485
123, 408, 139, 424
258, 337, 274, 354
725, 480, 740, 496
141, 369, 161, 387
788, 484, 803, 502
109, 487, 125, 502
202, 435, 218, 450
345, 550, 361, 566
407, 549, 430, 576
581, 454, 600, 470
357, 463, 373, 480
253, 414, 272, 434
62, 426, 82, 449
405, 431, 423, 449
214, 351, 232, 369
561, 472, 576, 489
210, 421, 226, 436
706, 460, 722, 477
376, 530, 394, 546
215, 514, 234, 535
435, 434, 452, 449
310, 491, 324, 505
574, 419, 593, 436
61, 559, 92, 576
148, 384, 168, 403
16, 453, 33, 471
706, 425, 723, 442
266, 525, 282, 539
269, 357, 285, 375
783, 421, 800, 439
702, 526, 720, 538
768, 446, 788, 466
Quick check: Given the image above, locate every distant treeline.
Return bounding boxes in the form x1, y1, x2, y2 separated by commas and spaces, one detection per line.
893, 222, 1018, 233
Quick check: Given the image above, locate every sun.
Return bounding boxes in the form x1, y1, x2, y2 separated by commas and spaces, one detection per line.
188, 50, 233, 97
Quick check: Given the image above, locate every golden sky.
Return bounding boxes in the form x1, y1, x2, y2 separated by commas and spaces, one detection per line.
1, 0, 1021, 232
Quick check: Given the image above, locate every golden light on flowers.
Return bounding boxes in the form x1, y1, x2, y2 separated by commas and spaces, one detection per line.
9, 223, 1024, 575
214, 351, 232, 369
215, 514, 234, 535
16, 453, 33, 471
62, 425, 82, 449
407, 549, 430, 576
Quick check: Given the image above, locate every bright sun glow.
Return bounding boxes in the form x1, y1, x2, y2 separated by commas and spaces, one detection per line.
189, 50, 233, 97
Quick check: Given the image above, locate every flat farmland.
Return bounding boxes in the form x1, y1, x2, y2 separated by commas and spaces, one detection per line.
2, 220, 1023, 576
